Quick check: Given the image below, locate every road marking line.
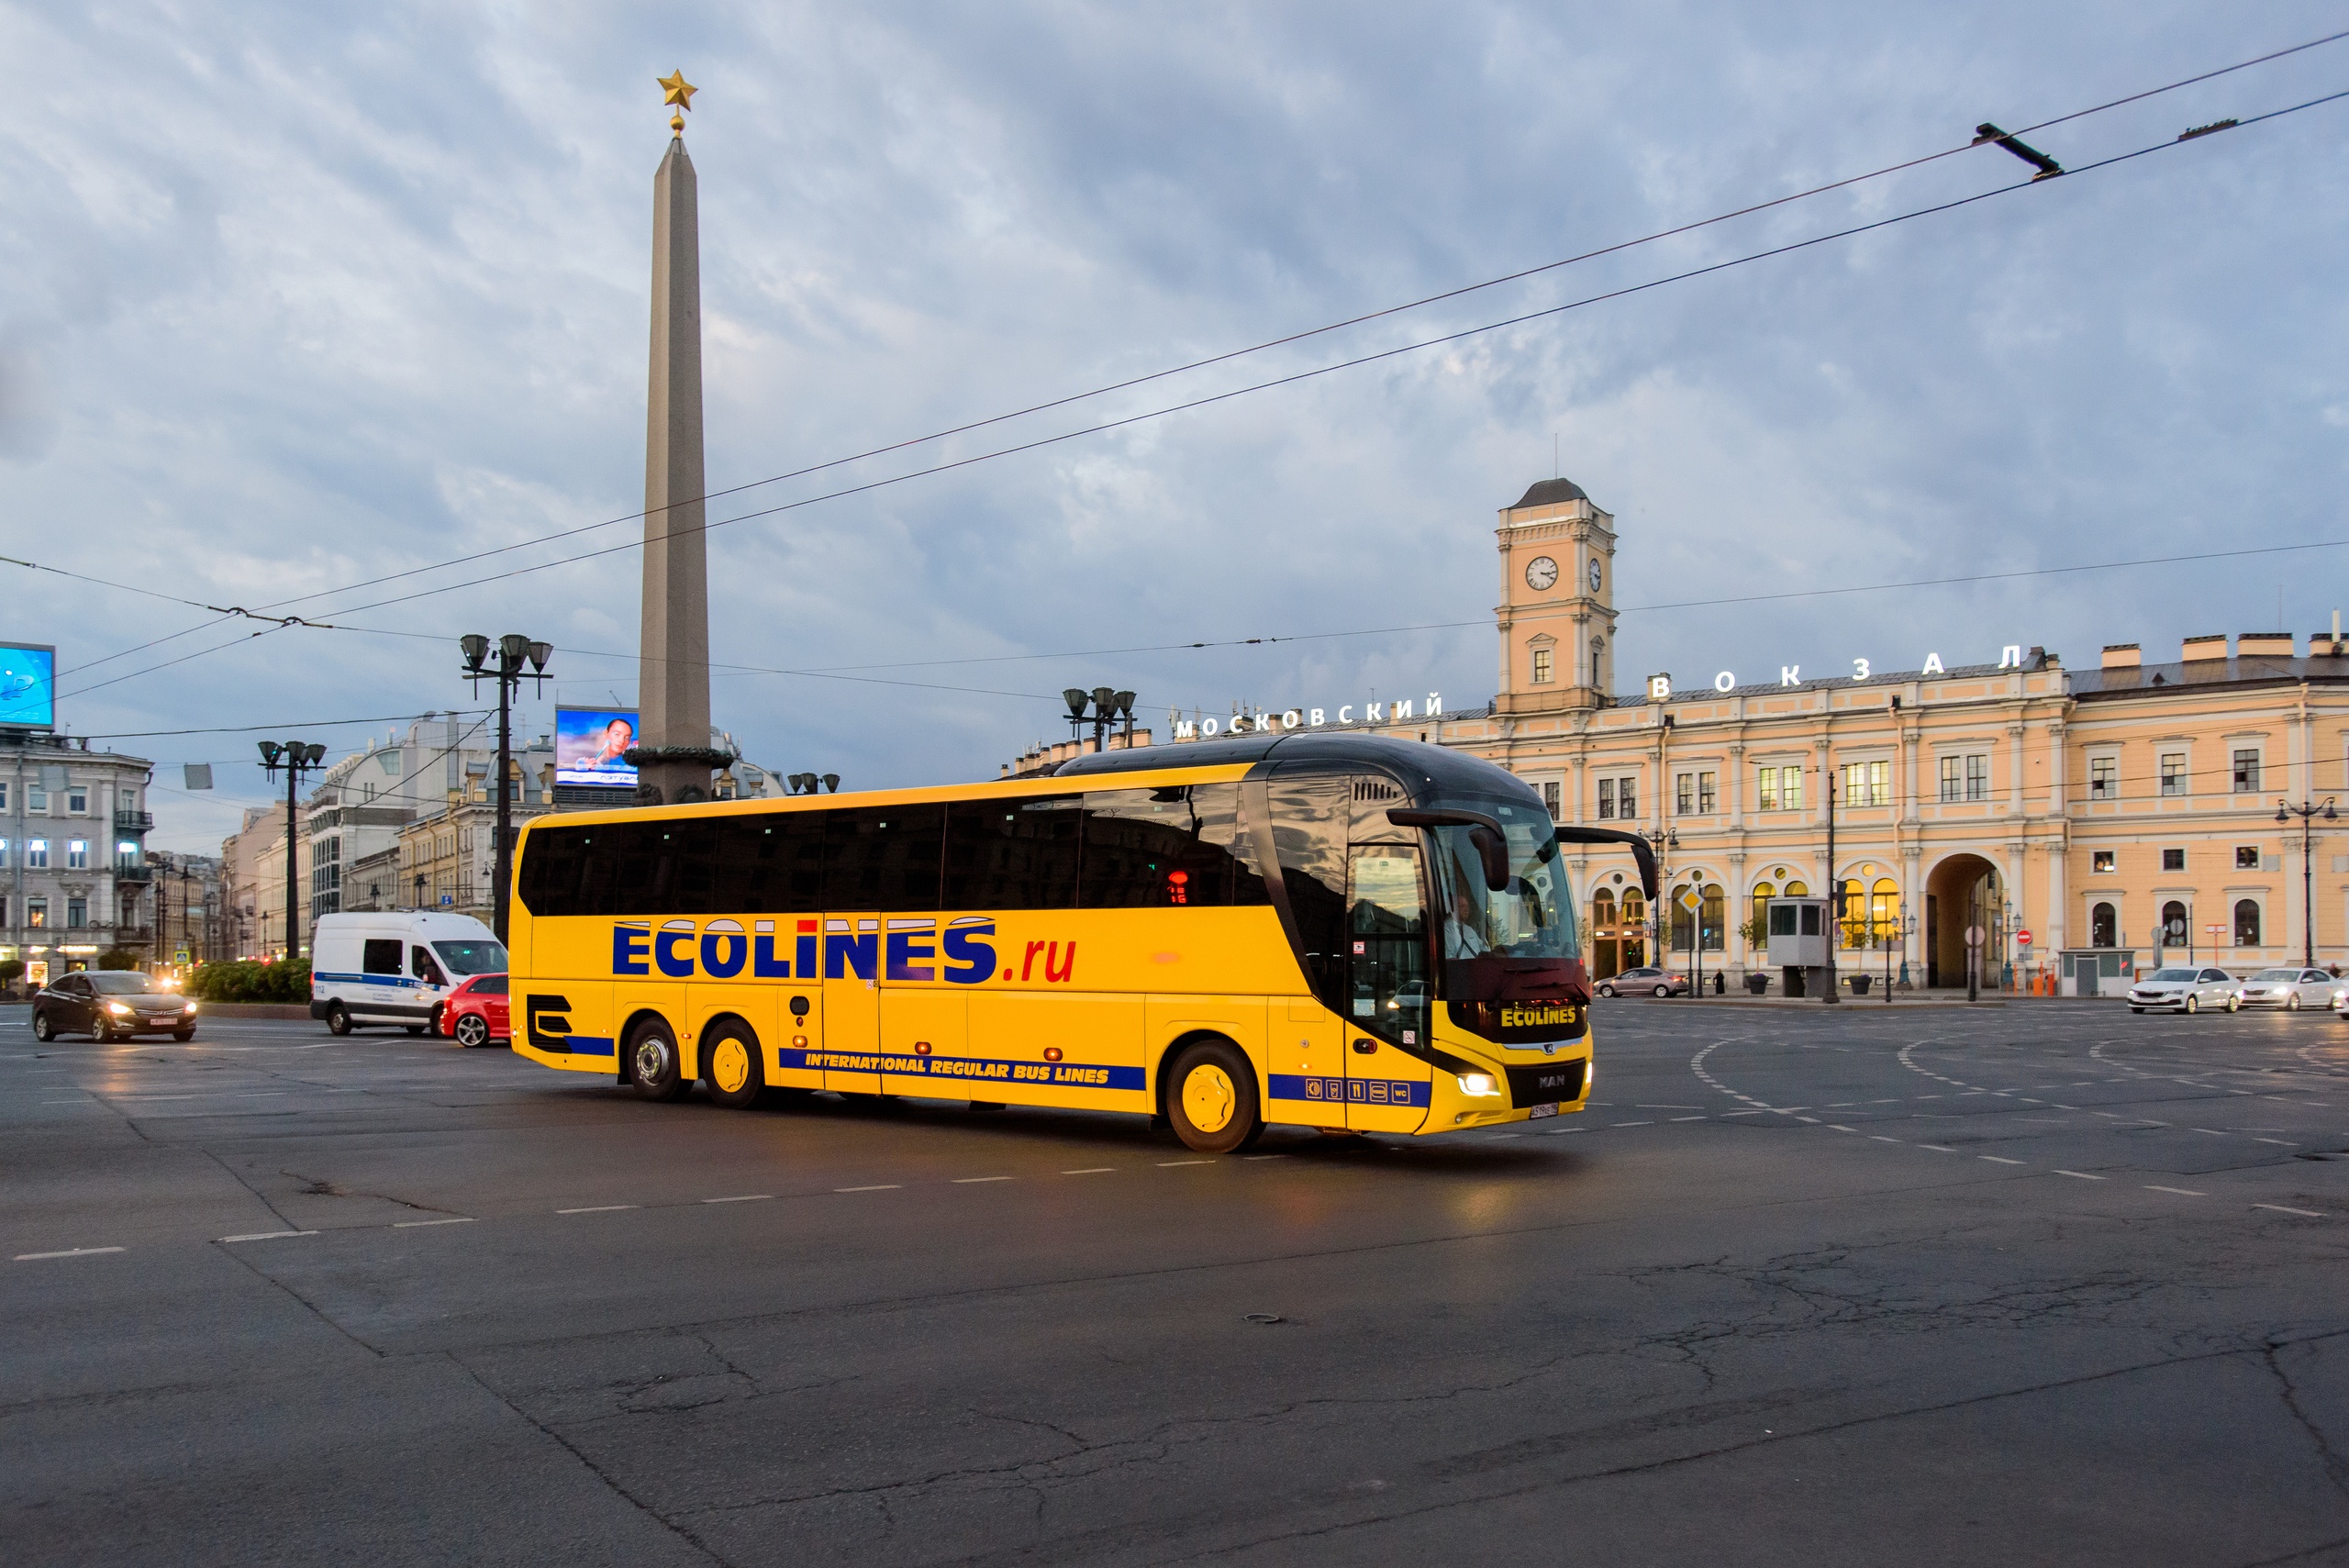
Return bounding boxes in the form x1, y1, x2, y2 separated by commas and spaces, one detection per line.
2253, 1204, 2325, 1218
1670, 1115, 1709, 1122
1063, 1167, 1116, 1174
702, 1195, 773, 1204
1610, 1120, 1654, 1128
1979, 1156, 2025, 1165
952, 1176, 1014, 1184
1828, 1125, 1857, 1133
2144, 1185, 2206, 1196
2190, 1129, 2227, 1136
2252, 1138, 2297, 1147
1871, 1136, 1902, 1143
1793, 1117, 1820, 1124
15, 1247, 125, 1261
556, 1206, 637, 1215
1720, 1109, 1765, 1117
834, 1185, 900, 1193
2054, 1170, 2106, 1181
1156, 1160, 1213, 1168
219, 1230, 318, 1242
392, 1217, 476, 1228
1241, 1154, 1289, 1161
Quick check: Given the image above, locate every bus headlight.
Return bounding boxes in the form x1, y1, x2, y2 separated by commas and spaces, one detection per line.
1457, 1072, 1501, 1098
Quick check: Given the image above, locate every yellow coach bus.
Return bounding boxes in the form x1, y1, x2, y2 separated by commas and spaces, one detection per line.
507, 732, 1656, 1152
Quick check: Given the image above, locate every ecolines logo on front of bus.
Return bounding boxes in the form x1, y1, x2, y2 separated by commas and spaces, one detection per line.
607, 917, 1078, 986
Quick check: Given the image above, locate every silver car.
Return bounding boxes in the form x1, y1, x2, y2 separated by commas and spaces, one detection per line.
2236, 967, 2338, 1011
2128, 965, 2240, 1015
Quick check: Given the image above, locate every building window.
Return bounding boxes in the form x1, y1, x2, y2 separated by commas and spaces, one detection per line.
1840, 760, 1889, 806
2092, 850, 2116, 873
2232, 749, 2260, 792
1618, 777, 1635, 819
2235, 845, 2261, 870
26, 840, 48, 869
1757, 765, 1803, 812
1598, 779, 1616, 819
1676, 773, 1694, 814
27, 896, 47, 928
2161, 848, 2185, 872
27, 785, 46, 813
2233, 898, 2261, 946
0, 783, 8, 811
1755, 768, 1778, 811
1541, 781, 1561, 821
67, 788, 87, 814
1779, 767, 1801, 812
116, 840, 138, 866
2159, 753, 2186, 796
1531, 647, 1553, 684
2088, 758, 2117, 800
0, 838, 8, 868
66, 897, 87, 929
1965, 754, 1989, 801
2160, 901, 2188, 946
2090, 902, 2117, 947
1698, 771, 1717, 813
66, 840, 88, 871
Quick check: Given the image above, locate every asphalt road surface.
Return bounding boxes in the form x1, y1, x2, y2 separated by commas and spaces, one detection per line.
5, 1000, 2347, 1567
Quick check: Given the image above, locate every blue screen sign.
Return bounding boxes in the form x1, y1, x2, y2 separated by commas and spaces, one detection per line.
0, 644, 55, 729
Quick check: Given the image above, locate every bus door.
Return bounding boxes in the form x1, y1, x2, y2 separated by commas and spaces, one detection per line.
1345, 842, 1432, 1133
820, 916, 883, 1094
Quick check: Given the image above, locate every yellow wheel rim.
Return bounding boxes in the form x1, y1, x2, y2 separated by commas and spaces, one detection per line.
711, 1039, 751, 1095
1182, 1063, 1236, 1133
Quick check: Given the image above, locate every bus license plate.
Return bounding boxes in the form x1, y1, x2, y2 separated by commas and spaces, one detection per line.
1528, 1103, 1559, 1119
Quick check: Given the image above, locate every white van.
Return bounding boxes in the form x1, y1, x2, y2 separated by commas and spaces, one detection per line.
310, 912, 507, 1036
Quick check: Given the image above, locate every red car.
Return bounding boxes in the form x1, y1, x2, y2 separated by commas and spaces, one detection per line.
440, 973, 509, 1047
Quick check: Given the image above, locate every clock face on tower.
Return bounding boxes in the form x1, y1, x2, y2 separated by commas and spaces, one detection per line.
1587, 558, 1602, 592
1525, 556, 1558, 592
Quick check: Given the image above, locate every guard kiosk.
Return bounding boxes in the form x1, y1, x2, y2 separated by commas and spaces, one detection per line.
1767, 896, 1831, 998
2058, 948, 2136, 997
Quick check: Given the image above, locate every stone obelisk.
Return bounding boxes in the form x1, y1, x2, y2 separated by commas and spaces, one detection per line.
636, 72, 718, 805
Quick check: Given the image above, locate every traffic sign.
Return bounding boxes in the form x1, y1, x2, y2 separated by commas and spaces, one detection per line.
1965, 925, 1986, 947
2016, 930, 2032, 948
1676, 888, 1701, 912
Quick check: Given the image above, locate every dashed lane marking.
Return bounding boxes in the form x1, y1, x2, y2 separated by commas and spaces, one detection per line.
2254, 1204, 2326, 1218
1610, 1121, 1653, 1129
952, 1176, 1014, 1184
15, 1247, 125, 1261
1156, 1160, 1214, 1168
1871, 1136, 1902, 1143
556, 1206, 637, 1215
1062, 1167, 1116, 1174
834, 1184, 900, 1193
1980, 1155, 2025, 1165
2054, 1170, 2106, 1181
1670, 1115, 1709, 1122
1828, 1125, 1858, 1133
392, 1217, 476, 1228
2145, 1185, 2206, 1197
219, 1230, 318, 1242
701, 1195, 772, 1204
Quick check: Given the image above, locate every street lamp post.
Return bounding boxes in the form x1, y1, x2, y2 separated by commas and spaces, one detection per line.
257, 740, 328, 963
2277, 795, 2338, 967
1821, 766, 1841, 1005
459, 634, 552, 945
1063, 688, 1137, 753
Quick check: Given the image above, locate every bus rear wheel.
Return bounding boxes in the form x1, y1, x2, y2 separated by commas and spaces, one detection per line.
629, 1018, 688, 1102
1165, 1040, 1263, 1155
702, 1022, 764, 1109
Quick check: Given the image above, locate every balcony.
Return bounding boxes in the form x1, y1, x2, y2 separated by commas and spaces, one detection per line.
114, 864, 154, 884
116, 810, 154, 832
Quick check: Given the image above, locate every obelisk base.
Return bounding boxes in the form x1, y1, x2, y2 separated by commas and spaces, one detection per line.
626, 747, 729, 806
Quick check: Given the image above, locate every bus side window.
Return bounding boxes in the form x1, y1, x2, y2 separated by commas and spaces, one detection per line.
1267, 773, 1350, 1006
822, 805, 946, 912
1078, 786, 1268, 908
942, 796, 1081, 909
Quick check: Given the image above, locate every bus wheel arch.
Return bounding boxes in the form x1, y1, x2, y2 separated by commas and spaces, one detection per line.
622, 1010, 688, 1102
1158, 1032, 1265, 1155
699, 1014, 765, 1108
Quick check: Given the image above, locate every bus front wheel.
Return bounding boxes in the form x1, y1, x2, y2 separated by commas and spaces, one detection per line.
1164, 1040, 1264, 1155
702, 1022, 764, 1109
629, 1018, 688, 1102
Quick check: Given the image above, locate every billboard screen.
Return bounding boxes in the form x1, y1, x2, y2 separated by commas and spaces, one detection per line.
554, 706, 640, 787
0, 644, 56, 730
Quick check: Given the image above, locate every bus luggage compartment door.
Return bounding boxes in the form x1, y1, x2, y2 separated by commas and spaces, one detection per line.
820, 916, 883, 1094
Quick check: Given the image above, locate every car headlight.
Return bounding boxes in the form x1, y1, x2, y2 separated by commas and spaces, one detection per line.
106, 1001, 132, 1016
182, 1000, 198, 1014
1457, 1072, 1502, 1098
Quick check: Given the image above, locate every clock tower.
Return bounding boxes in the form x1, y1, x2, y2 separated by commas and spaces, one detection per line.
1494, 476, 1616, 715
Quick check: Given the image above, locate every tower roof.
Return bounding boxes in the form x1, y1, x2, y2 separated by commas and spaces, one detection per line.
1509, 477, 1588, 508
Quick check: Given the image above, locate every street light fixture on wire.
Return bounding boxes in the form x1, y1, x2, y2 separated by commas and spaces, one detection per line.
2276, 795, 2337, 967
1063, 687, 1137, 753
460, 633, 551, 945
256, 740, 328, 963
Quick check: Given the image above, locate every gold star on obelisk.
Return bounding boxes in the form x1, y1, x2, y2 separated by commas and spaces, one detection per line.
658, 70, 696, 133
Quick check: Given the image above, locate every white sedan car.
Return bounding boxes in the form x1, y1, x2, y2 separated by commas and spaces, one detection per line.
2127, 966, 2241, 1015
2235, 967, 2339, 1010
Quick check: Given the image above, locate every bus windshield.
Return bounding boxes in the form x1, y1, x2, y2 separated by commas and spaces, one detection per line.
1427, 807, 1577, 986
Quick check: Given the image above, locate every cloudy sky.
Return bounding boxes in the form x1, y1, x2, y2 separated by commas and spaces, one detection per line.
5, 1, 2345, 852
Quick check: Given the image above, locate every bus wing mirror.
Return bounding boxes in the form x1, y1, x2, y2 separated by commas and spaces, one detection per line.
1553, 826, 1660, 901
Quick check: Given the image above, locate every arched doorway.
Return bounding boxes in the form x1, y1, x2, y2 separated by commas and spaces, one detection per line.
1925, 853, 2003, 988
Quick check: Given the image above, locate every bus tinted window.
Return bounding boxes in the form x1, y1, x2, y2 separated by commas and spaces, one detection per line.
823, 805, 945, 911
1079, 784, 1270, 907
943, 796, 1080, 909
708, 811, 825, 913
1267, 773, 1349, 1004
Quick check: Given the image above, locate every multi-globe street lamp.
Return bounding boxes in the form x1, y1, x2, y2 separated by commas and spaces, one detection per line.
785, 773, 841, 795
256, 740, 328, 962
1063, 687, 1137, 753
2276, 795, 2337, 967
459, 634, 551, 944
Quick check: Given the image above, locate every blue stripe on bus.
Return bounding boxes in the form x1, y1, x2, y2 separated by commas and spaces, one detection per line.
775, 1047, 1141, 1092
563, 1036, 616, 1056
1268, 1073, 1431, 1108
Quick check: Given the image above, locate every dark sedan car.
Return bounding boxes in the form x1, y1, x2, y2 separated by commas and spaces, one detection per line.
31, 971, 198, 1041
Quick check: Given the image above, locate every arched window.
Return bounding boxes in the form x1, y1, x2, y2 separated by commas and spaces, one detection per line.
1784, 880, 1808, 897
1870, 878, 1900, 945
1701, 884, 1725, 951
2234, 898, 2262, 947
2161, 900, 2188, 946
1836, 879, 1868, 949
2090, 902, 2117, 948
1749, 882, 1775, 942
1670, 884, 1698, 951
1621, 889, 1645, 929
1592, 890, 1616, 934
